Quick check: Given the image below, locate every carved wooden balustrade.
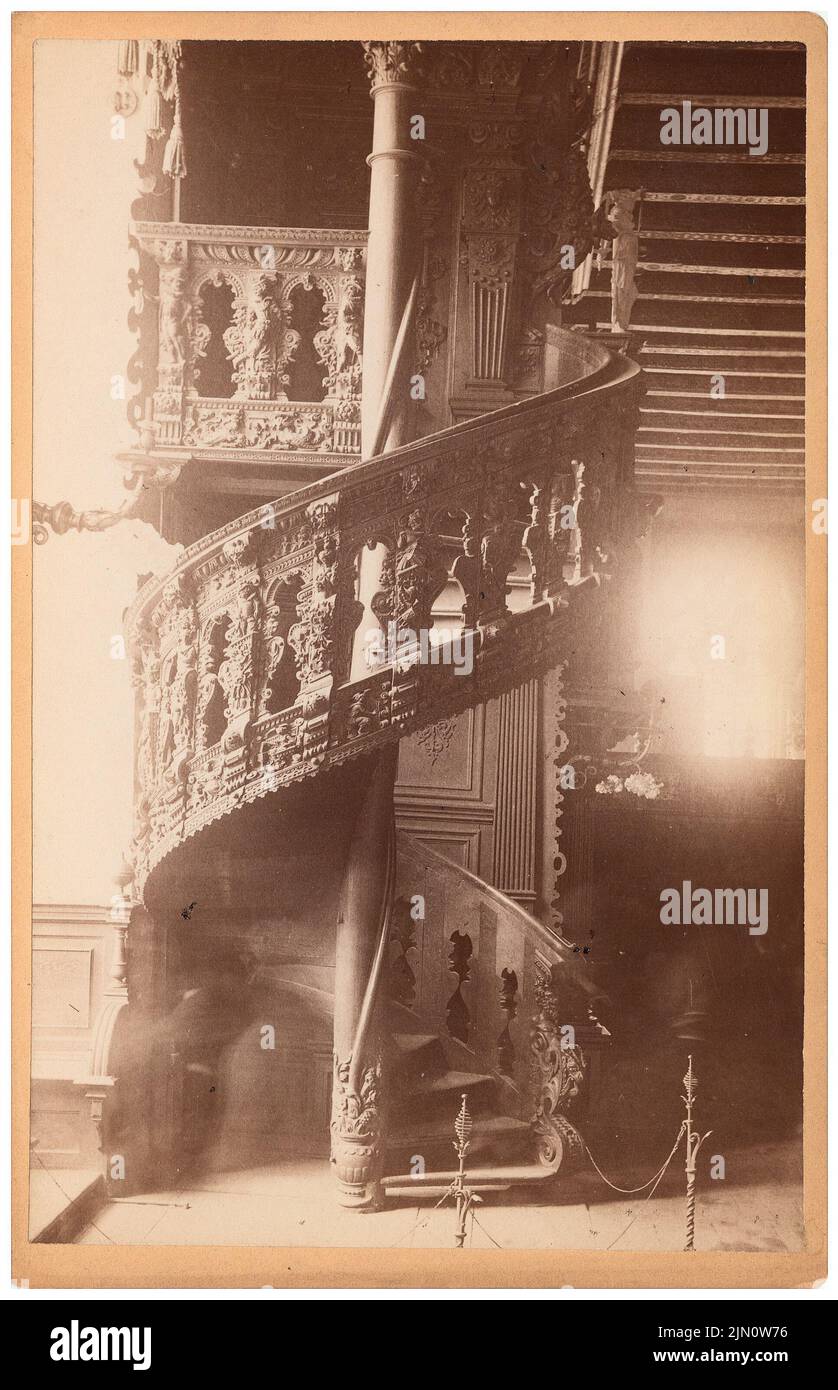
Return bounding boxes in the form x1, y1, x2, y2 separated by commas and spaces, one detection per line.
131, 222, 367, 460
127, 330, 644, 896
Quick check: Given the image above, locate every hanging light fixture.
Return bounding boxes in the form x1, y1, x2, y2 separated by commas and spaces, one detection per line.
163, 95, 187, 179
117, 39, 139, 79
144, 42, 166, 141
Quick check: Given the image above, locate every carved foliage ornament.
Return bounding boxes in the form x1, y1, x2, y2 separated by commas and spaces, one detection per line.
530, 971, 585, 1174
362, 41, 423, 88
330, 1052, 383, 1192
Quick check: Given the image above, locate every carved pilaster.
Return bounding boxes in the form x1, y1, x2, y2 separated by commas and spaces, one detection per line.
217, 541, 261, 757
153, 251, 190, 444
153, 575, 198, 801
288, 495, 353, 763
462, 163, 521, 382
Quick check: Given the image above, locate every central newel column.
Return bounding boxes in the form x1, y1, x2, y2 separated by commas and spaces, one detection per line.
329, 43, 426, 1209
360, 40, 425, 456
330, 746, 398, 1208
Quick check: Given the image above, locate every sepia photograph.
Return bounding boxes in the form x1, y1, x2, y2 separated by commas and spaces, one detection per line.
11, 11, 826, 1293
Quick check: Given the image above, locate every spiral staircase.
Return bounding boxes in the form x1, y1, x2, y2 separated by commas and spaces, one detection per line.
76, 318, 649, 1217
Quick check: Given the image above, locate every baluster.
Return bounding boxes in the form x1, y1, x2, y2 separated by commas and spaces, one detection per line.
476, 479, 525, 624
452, 506, 480, 630
387, 896, 419, 1009
497, 967, 519, 1075
446, 929, 472, 1043
522, 473, 547, 602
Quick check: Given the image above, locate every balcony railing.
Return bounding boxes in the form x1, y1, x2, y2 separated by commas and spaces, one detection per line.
131, 222, 367, 460
126, 328, 643, 892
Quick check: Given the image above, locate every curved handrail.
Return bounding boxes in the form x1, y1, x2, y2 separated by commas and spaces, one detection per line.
367, 271, 422, 459
395, 831, 606, 1150
127, 334, 639, 629
400, 833, 601, 1000
348, 805, 396, 1096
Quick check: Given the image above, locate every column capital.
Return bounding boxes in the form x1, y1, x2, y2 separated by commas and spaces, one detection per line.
362, 40, 423, 91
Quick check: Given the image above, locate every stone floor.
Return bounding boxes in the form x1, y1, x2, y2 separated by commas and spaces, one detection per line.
29, 1167, 99, 1241
71, 1142, 804, 1252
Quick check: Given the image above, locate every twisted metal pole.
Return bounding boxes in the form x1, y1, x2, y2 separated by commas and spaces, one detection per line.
683, 1055, 712, 1252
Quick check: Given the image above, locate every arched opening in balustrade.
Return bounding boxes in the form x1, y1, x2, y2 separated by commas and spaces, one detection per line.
197, 615, 231, 750
287, 283, 328, 403
432, 506, 475, 631
348, 539, 391, 681
195, 280, 236, 398
261, 579, 301, 715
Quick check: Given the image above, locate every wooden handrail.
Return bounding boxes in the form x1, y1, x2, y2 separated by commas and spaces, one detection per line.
366, 271, 422, 460
348, 805, 397, 1097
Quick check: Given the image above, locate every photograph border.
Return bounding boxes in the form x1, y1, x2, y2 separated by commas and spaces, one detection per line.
11, 8, 827, 1289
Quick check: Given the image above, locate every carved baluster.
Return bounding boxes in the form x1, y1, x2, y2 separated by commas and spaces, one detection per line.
392, 508, 449, 637
446, 929, 473, 1043
544, 459, 581, 591
497, 967, 518, 1075
452, 505, 480, 630
256, 579, 301, 719
288, 495, 350, 763
214, 533, 261, 759
224, 274, 292, 401
194, 621, 224, 752
378, 508, 449, 728
332, 275, 364, 400
387, 896, 419, 1008
476, 479, 524, 624
522, 473, 547, 602
154, 577, 198, 797
130, 618, 161, 858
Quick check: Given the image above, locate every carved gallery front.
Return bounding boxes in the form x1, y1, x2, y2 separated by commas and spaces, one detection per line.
29, 38, 806, 1250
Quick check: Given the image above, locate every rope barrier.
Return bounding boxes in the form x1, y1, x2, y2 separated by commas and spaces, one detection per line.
584, 1122, 686, 1194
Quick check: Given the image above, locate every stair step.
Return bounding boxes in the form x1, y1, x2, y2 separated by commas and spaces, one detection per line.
395, 1069, 498, 1119
392, 1114, 530, 1142
386, 1113, 533, 1175
383, 1162, 553, 1192
392, 1033, 440, 1054
389, 1031, 449, 1084
411, 1069, 495, 1095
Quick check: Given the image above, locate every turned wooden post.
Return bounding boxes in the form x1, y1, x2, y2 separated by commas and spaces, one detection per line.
361, 41, 425, 456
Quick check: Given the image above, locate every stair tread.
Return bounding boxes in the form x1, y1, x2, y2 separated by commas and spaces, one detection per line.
410, 1070, 495, 1094
389, 1113, 529, 1141
383, 1163, 551, 1188
392, 1033, 440, 1053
